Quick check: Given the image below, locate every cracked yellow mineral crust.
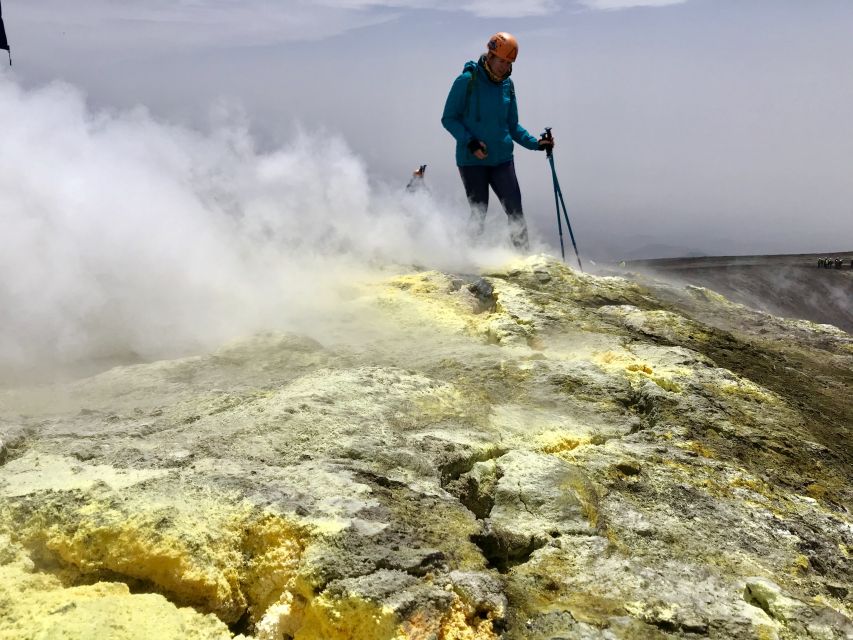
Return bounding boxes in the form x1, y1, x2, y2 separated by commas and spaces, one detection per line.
0, 457, 311, 635
1, 255, 851, 639
0, 536, 233, 640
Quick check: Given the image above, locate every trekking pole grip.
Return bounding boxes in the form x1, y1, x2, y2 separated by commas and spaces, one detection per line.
542, 127, 554, 157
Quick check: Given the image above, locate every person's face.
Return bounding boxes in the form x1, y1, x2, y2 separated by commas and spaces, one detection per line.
488, 53, 511, 76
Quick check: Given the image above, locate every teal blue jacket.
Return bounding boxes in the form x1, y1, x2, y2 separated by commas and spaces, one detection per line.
441, 59, 540, 167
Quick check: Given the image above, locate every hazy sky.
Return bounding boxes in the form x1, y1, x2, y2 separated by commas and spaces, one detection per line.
5, 0, 853, 258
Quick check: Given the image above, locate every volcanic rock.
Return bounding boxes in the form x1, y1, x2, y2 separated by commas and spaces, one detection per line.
1, 255, 850, 639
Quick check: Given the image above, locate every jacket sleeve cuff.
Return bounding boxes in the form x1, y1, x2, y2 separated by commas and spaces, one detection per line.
524, 136, 541, 151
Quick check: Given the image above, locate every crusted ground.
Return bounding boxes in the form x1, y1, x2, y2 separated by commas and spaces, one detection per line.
0, 255, 850, 639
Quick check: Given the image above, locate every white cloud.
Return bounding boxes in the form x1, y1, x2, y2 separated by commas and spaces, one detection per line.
12, 1, 397, 50
10, 0, 690, 55
577, 0, 688, 10
315, 0, 560, 18
316, 0, 688, 16
0, 77, 516, 374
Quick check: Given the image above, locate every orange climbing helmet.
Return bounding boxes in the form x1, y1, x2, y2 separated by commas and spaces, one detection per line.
487, 32, 519, 62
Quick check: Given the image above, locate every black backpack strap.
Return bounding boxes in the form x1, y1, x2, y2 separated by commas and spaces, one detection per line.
463, 68, 475, 115
463, 68, 482, 122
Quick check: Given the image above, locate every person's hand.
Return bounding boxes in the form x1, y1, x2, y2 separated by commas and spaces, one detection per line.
468, 138, 488, 159
538, 134, 555, 151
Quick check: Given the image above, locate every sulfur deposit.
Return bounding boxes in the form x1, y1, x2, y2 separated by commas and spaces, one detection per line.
1, 255, 851, 639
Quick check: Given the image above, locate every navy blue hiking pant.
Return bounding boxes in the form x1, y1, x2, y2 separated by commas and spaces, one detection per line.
459, 159, 529, 251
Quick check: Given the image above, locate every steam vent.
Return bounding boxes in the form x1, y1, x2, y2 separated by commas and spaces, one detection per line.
1, 255, 851, 639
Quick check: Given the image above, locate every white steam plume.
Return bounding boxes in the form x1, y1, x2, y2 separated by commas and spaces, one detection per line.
0, 79, 516, 380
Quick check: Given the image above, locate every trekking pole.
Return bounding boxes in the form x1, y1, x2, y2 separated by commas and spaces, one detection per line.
542, 128, 583, 272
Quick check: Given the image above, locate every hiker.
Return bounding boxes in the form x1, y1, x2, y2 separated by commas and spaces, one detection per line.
441, 32, 553, 251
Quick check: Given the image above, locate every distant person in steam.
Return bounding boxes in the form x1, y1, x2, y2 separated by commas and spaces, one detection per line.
441, 32, 553, 252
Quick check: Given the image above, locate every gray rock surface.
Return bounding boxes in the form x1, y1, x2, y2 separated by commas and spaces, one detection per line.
0, 255, 850, 640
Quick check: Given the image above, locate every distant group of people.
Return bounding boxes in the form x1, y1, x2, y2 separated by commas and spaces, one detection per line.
817, 257, 852, 269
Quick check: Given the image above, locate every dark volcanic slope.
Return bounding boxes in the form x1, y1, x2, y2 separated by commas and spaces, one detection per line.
624, 252, 853, 333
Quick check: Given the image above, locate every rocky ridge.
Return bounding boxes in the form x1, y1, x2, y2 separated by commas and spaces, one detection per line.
1, 255, 851, 639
